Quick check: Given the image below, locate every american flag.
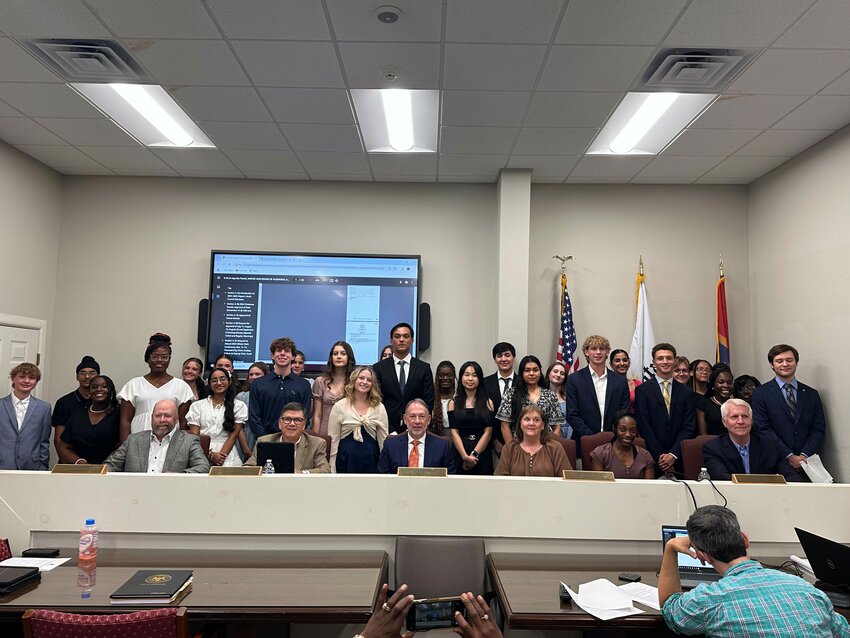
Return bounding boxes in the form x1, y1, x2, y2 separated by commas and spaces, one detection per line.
556, 273, 579, 371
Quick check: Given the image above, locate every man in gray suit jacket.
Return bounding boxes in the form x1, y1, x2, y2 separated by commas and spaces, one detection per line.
0, 363, 52, 470
105, 400, 209, 473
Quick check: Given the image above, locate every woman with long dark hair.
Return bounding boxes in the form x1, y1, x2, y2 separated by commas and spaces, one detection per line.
213, 354, 241, 392
181, 357, 208, 401
688, 359, 712, 396
448, 361, 494, 475
542, 361, 571, 440
187, 368, 246, 466
432, 360, 456, 436
496, 355, 564, 443
57, 375, 121, 465
312, 341, 356, 436
609, 349, 641, 412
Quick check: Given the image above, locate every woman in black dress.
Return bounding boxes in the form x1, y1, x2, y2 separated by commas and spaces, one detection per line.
448, 361, 494, 475
697, 367, 734, 436
57, 375, 120, 464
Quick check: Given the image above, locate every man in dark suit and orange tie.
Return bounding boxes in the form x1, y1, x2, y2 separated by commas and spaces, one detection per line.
378, 399, 455, 474
751, 344, 825, 473
372, 323, 434, 434
634, 343, 695, 475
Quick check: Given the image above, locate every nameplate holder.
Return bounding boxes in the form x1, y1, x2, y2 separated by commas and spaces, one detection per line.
397, 467, 447, 478
209, 466, 263, 476
51, 464, 107, 474
562, 470, 615, 482
731, 473, 786, 484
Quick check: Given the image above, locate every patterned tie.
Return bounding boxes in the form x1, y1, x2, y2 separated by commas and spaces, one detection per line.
784, 383, 796, 419
661, 380, 671, 416
738, 445, 751, 474
398, 361, 406, 395
501, 377, 511, 397
408, 439, 420, 468
15, 400, 27, 429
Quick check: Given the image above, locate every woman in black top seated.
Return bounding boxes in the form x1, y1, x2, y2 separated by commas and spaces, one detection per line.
697, 367, 734, 436
448, 361, 495, 475
57, 375, 120, 464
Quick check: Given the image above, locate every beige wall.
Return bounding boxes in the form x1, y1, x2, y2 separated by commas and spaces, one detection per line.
748, 125, 850, 482
529, 185, 752, 373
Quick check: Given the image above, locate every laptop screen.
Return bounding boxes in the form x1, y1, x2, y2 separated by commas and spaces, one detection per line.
662, 525, 714, 573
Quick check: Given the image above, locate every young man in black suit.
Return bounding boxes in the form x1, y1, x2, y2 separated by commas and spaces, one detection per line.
372, 322, 434, 434
634, 343, 695, 475
483, 341, 518, 454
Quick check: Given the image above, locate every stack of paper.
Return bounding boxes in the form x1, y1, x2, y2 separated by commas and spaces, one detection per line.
0, 557, 70, 572
561, 579, 645, 620
619, 582, 661, 610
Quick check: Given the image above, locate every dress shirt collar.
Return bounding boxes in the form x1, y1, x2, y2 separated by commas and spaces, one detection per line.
393, 353, 413, 366
590, 367, 608, 381
655, 374, 673, 387
11, 394, 30, 410
150, 427, 177, 446
774, 377, 798, 390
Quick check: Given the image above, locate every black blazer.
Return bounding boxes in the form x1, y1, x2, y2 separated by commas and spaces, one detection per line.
751, 380, 825, 458
703, 432, 800, 482
373, 357, 434, 433
634, 378, 695, 461
565, 367, 630, 438
483, 372, 518, 443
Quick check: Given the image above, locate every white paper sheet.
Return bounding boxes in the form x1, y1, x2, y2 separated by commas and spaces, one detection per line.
0, 557, 70, 571
562, 579, 645, 621
619, 582, 661, 610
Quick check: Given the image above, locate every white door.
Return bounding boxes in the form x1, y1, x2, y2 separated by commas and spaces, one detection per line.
0, 325, 42, 398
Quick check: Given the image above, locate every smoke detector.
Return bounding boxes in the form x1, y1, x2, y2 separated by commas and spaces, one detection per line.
375, 5, 401, 24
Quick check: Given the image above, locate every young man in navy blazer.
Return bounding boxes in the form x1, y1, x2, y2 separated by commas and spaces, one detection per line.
634, 343, 695, 475
0, 363, 52, 470
751, 344, 825, 473
378, 399, 455, 474
566, 335, 629, 455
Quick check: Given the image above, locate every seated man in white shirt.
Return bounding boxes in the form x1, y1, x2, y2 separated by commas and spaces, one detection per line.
105, 399, 209, 473
378, 399, 456, 473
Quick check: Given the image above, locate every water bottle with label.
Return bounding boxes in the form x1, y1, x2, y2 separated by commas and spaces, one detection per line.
697, 467, 710, 482
78, 518, 98, 561
262, 459, 275, 475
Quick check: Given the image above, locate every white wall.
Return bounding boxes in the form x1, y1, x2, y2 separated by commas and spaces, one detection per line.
528, 185, 752, 373
748, 125, 850, 482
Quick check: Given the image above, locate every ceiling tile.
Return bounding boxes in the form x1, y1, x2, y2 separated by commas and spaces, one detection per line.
0, 83, 103, 118
14, 145, 108, 171
114, 169, 179, 176
446, 0, 564, 44
0, 117, 65, 145
260, 88, 354, 124
630, 177, 696, 184
663, 129, 762, 156
0, 0, 110, 38
36, 118, 138, 146
326, 0, 442, 42
243, 171, 309, 181
128, 39, 250, 86
698, 155, 791, 182
151, 148, 239, 171
0, 38, 61, 82
727, 49, 850, 95
78, 146, 173, 170
568, 156, 652, 179
373, 174, 435, 182
442, 91, 530, 127
280, 123, 363, 152
772, 96, 850, 130
232, 41, 343, 87
443, 44, 547, 90
206, 0, 331, 40
178, 169, 243, 178
440, 126, 517, 155
0, 100, 22, 116
636, 156, 724, 179
692, 94, 808, 129
507, 154, 579, 178
224, 149, 305, 173
557, 0, 687, 45
309, 173, 374, 181
438, 153, 507, 177
539, 46, 655, 91
822, 69, 850, 95
339, 43, 440, 89
439, 174, 496, 183
200, 121, 290, 150
773, 0, 850, 49
565, 175, 632, 183
664, 0, 813, 47
85, 0, 220, 38
170, 87, 271, 122
513, 128, 596, 155
525, 92, 622, 127
369, 154, 437, 176
735, 129, 832, 156
297, 151, 371, 174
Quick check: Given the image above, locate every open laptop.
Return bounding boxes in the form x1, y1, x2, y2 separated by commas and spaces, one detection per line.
662, 525, 721, 589
795, 527, 850, 590
256, 441, 295, 474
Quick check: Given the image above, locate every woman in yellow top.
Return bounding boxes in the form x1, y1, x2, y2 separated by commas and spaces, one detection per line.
495, 405, 571, 477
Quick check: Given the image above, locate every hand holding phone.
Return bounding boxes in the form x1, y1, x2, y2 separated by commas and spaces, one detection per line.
406, 596, 465, 631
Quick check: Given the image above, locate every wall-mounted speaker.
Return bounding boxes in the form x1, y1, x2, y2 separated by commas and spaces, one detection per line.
197, 299, 209, 347
418, 302, 431, 353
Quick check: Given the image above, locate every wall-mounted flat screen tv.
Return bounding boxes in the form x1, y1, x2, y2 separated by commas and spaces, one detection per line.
207, 251, 421, 371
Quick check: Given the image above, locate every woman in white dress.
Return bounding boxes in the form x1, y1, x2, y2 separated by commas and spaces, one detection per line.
118, 333, 194, 442
187, 368, 247, 466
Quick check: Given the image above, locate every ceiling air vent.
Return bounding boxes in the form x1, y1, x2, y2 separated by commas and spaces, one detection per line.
18, 38, 148, 83
638, 48, 756, 93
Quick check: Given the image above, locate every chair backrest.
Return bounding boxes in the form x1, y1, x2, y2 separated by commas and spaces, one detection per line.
22, 607, 188, 638
305, 430, 332, 462
579, 433, 647, 470
395, 537, 485, 599
0, 538, 11, 562
550, 434, 576, 470
681, 435, 718, 480
199, 434, 211, 458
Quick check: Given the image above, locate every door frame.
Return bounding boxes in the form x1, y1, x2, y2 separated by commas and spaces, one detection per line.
0, 313, 48, 398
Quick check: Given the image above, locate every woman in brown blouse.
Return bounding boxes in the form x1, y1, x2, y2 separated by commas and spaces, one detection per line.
589, 411, 655, 479
495, 405, 571, 477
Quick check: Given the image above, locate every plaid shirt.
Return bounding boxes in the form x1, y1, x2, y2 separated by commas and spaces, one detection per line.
663, 560, 850, 637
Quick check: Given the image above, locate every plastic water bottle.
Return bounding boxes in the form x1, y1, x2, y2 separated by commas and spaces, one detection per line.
79, 518, 98, 561
77, 561, 96, 599
262, 459, 275, 475
697, 467, 710, 482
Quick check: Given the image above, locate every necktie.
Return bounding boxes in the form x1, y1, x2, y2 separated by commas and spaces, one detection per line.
738, 445, 751, 474
398, 361, 406, 395
15, 400, 27, 429
661, 381, 671, 416
784, 383, 796, 418
501, 377, 511, 397
408, 439, 420, 468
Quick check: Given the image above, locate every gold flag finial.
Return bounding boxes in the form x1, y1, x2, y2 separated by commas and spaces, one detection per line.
553, 254, 574, 275
639, 255, 644, 276
719, 254, 725, 278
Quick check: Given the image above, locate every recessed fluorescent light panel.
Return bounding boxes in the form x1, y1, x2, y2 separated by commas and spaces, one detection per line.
351, 89, 438, 153
588, 92, 716, 155
71, 83, 215, 148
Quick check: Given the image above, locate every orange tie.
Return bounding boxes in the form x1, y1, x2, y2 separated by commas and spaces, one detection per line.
408, 439, 420, 468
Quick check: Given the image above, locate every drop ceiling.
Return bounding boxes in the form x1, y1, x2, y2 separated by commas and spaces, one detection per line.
0, 0, 849, 184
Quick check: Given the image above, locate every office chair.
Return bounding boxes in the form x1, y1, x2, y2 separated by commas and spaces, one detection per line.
681, 435, 718, 480
22, 607, 189, 638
